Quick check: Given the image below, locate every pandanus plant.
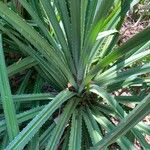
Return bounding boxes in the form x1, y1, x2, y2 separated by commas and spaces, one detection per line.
0, 0, 150, 149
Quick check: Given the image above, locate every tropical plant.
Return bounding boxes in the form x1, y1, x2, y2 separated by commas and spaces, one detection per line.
0, 0, 150, 149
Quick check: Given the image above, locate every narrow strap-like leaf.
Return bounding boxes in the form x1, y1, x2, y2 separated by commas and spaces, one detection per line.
68, 109, 82, 150
101, 27, 150, 67
80, 0, 88, 52
0, 34, 19, 141
61, 128, 70, 150
79, 1, 115, 82
40, 0, 72, 63
90, 85, 125, 118
5, 90, 75, 150
4, 30, 67, 87
82, 107, 102, 145
90, 106, 135, 150
95, 63, 150, 86
7, 56, 37, 77
46, 98, 79, 150
16, 70, 32, 94
96, 50, 150, 81
115, 96, 145, 104
70, 0, 80, 68
28, 75, 43, 150
91, 94, 150, 149
89, 27, 150, 80
103, 0, 134, 55
54, 0, 72, 48
1, 93, 54, 103
0, 106, 44, 134
136, 122, 150, 135
39, 122, 55, 149
18, 0, 60, 52
0, 2, 75, 86
90, 85, 150, 149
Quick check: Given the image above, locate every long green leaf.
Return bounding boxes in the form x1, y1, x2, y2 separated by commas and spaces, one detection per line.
1, 93, 54, 103
5, 90, 75, 150
0, 34, 19, 141
7, 56, 37, 77
82, 107, 102, 145
68, 109, 82, 150
18, 0, 60, 52
90, 85, 150, 149
95, 63, 150, 86
96, 50, 150, 81
89, 27, 150, 79
79, 0, 115, 81
40, 0, 71, 61
70, 0, 80, 68
90, 85, 125, 118
91, 94, 150, 149
90, 106, 135, 150
0, 24, 68, 88
0, 106, 44, 134
103, 0, 134, 56
46, 98, 79, 150
0, 2, 75, 86
39, 122, 55, 149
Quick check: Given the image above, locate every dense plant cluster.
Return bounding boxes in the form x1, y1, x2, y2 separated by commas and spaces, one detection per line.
0, 0, 150, 149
